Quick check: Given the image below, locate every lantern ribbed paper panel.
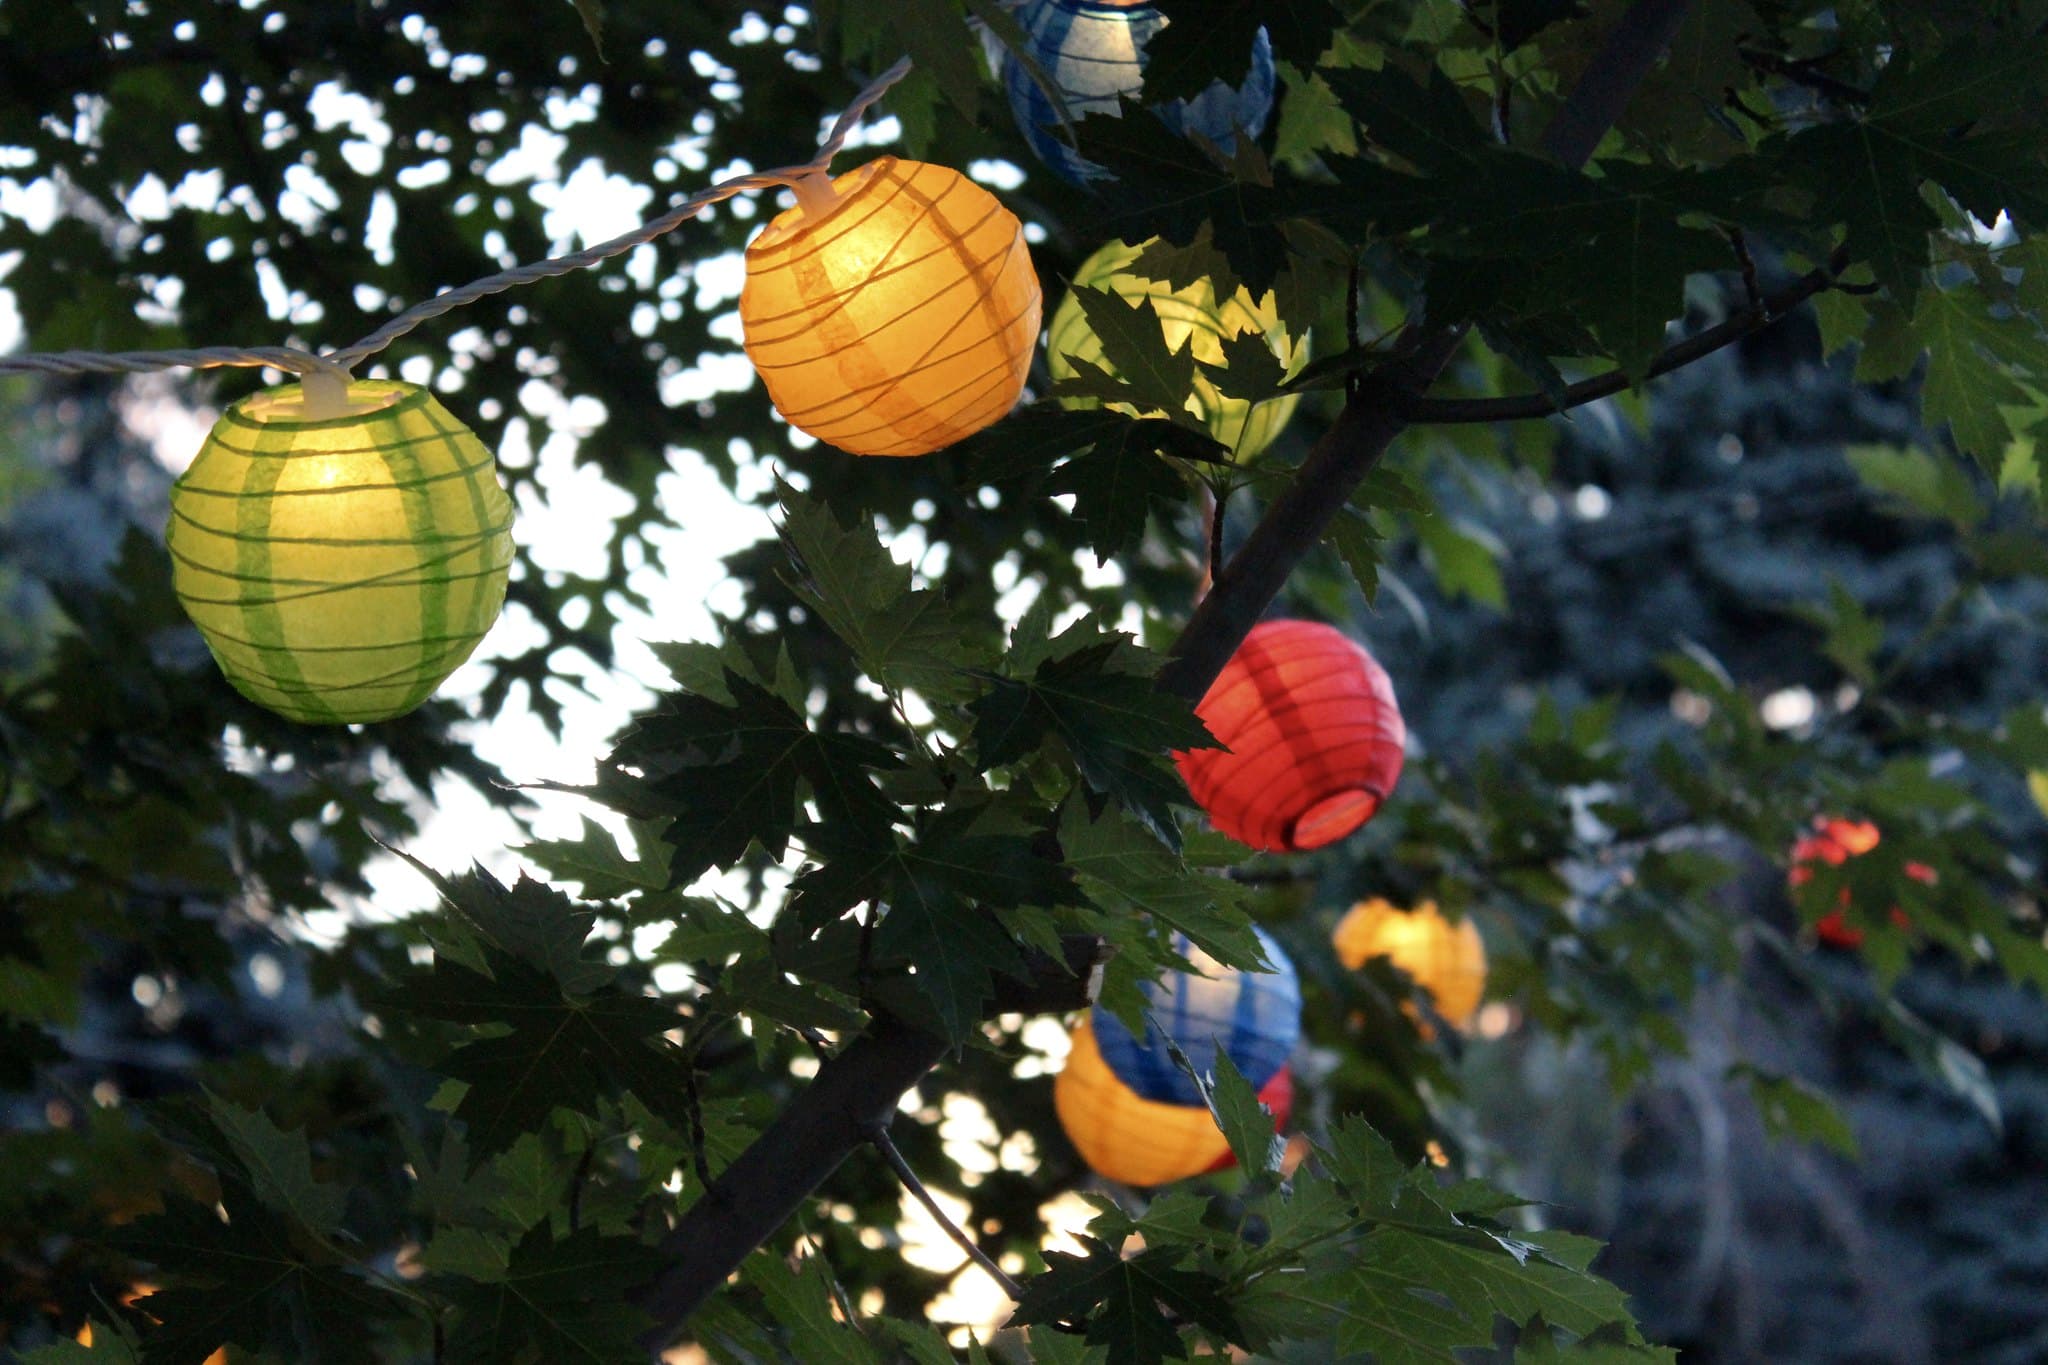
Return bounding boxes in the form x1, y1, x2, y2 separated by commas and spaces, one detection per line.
1175, 620, 1406, 853
1000, 0, 1275, 183
1333, 898, 1488, 1031
1788, 816, 1932, 948
1056, 1019, 1290, 1186
1048, 238, 1302, 459
166, 379, 513, 725
1091, 927, 1300, 1108
740, 157, 1041, 457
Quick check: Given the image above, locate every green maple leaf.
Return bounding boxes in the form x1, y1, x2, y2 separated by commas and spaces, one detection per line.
777, 491, 980, 704
1778, 36, 2048, 305
1911, 283, 2048, 471
1069, 112, 1295, 295
1205, 1052, 1286, 1177
1498, 0, 1586, 51
970, 637, 1214, 845
1320, 64, 1490, 175
1196, 331, 1292, 405
1144, 0, 1343, 103
520, 815, 667, 900
384, 950, 691, 1154
1786, 122, 1940, 304
1057, 800, 1265, 968
791, 807, 1078, 1040
950, 403, 1216, 563
441, 1225, 666, 1365
609, 671, 904, 882
116, 1188, 401, 1364
396, 858, 611, 994
206, 1095, 347, 1238
1068, 290, 1200, 420
1048, 416, 1210, 563
746, 1254, 887, 1365
1010, 1239, 1239, 1365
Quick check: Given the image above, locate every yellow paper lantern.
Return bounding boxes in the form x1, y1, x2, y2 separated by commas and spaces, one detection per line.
166, 376, 514, 725
1054, 1018, 1233, 1186
1047, 238, 1303, 459
1333, 898, 1487, 1031
740, 157, 1042, 457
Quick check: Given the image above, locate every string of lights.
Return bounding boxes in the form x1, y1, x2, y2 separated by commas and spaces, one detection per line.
0, 57, 915, 384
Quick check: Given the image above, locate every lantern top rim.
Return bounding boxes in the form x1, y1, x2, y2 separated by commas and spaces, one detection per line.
749, 156, 897, 255
235, 377, 414, 429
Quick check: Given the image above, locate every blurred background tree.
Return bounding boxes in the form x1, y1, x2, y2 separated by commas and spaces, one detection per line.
1, 0, 2045, 1361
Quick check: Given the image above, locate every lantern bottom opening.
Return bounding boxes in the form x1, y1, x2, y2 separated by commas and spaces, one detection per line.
1289, 788, 1380, 850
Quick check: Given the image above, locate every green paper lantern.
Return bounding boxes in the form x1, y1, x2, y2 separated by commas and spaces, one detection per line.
166, 377, 514, 724
1047, 238, 1304, 460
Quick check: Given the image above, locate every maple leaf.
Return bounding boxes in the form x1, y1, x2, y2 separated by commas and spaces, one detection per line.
609, 671, 904, 882
970, 637, 1215, 845
381, 950, 691, 1154
441, 1225, 666, 1365
777, 491, 981, 704
116, 1188, 402, 1364
1010, 1238, 1239, 1365
1144, 0, 1343, 102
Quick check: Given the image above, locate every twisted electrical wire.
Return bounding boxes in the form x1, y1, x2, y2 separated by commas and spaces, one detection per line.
0, 56, 916, 383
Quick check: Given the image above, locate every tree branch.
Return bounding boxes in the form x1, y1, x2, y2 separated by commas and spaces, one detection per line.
1396, 252, 1848, 426
633, 6, 1696, 1351
632, 935, 1106, 1352
1161, 0, 1697, 701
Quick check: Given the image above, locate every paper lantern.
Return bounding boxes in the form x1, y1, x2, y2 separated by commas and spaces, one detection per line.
1091, 927, 1301, 1107
1333, 898, 1488, 1031
1047, 238, 1303, 459
167, 377, 514, 724
1175, 620, 1406, 853
1788, 816, 1933, 948
1055, 1018, 1291, 1186
999, 0, 1276, 183
739, 157, 1041, 457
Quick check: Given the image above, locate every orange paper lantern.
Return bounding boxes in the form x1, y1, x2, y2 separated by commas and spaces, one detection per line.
1788, 816, 1933, 948
1054, 1019, 1290, 1186
1174, 620, 1406, 852
739, 157, 1042, 456
1333, 898, 1488, 1031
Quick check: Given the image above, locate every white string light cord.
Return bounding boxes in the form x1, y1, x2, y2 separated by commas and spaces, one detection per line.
0, 56, 914, 402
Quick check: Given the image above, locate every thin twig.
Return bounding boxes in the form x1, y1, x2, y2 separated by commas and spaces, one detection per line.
864, 1119, 1025, 1301
1397, 250, 1848, 425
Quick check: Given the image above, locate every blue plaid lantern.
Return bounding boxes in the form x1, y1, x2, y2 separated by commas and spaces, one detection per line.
1092, 927, 1302, 1107
997, 0, 1276, 183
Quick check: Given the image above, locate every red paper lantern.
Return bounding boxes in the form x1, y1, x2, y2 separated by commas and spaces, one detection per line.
1174, 620, 1405, 852
1788, 816, 1934, 948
